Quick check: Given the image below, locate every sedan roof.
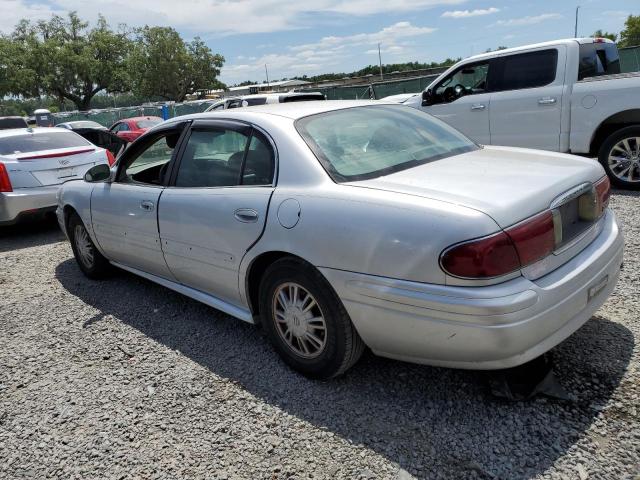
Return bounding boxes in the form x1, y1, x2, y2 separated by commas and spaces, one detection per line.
172, 100, 392, 124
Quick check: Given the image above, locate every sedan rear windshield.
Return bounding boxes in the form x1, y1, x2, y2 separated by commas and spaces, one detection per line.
296, 105, 477, 182
0, 131, 90, 155
136, 119, 162, 129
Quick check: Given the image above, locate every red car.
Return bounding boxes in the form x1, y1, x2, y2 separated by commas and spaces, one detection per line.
108, 116, 163, 143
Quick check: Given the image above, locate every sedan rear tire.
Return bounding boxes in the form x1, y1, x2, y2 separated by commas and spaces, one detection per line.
68, 212, 112, 279
259, 257, 365, 379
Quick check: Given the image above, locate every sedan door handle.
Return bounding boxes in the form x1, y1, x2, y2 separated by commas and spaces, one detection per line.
234, 208, 259, 223
538, 97, 557, 105
470, 104, 486, 111
140, 200, 155, 211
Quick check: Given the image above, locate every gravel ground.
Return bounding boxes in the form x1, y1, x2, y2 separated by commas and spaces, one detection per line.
0, 192, 639, 480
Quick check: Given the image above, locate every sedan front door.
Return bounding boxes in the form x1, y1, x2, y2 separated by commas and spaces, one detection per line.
158, 120, 275, 306
91, 124, 187, 279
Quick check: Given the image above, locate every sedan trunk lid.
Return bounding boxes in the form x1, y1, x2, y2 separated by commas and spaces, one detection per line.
348, 146, 605, 228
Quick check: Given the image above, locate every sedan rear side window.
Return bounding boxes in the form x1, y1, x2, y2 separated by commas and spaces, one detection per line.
296, 105, 477, 182
496, 49, 558, 91
0, 132, 90, 155
175, 129, 274, 187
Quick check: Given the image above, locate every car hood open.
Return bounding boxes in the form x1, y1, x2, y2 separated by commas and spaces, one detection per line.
347, 146, 605, 228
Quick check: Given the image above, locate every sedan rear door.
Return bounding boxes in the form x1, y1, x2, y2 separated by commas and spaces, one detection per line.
158, 120, 275, 306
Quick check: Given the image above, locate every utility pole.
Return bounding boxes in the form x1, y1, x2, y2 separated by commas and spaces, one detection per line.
574, 6, 580, 38
265, 64, 270, 89
378, 43, 383, 81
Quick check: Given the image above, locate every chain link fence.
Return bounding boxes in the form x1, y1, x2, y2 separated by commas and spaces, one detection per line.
52, 101, 214, 127
620, 45, 640, 73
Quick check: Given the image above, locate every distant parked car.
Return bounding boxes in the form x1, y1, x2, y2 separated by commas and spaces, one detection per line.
109, 116, 163, 143
58, 121, 127, 158
0, 127, 112, 225
58, 101, 622, 379
204, 92, 325, 112
57, 120, 107, 131
0, 117, 29, 130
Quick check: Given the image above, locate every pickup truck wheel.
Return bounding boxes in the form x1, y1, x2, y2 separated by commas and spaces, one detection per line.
68, 212, 112, 279
259, 258, 365, 379
598, 126, 640, 190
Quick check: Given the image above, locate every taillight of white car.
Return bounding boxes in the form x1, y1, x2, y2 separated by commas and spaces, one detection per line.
0, 163, 12, 192
105, 150, 116, 166
441, 176, 611, 279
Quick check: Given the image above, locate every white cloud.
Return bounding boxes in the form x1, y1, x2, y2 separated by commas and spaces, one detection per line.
0, 0, 464, 35
441, 7, 499, 18
220, 21, 436, 84
495, 13, 562, 27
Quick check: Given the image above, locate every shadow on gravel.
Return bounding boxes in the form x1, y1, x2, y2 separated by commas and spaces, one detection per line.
0, 215, 64, 253
55, 258, 634, 479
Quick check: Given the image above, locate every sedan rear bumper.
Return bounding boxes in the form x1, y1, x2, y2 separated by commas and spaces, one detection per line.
0, 186, 59, 225
320, 209, 623, 370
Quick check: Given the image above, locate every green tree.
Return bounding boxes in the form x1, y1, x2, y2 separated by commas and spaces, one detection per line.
4, 13, 132, 110
592, 30, 618, 41
129, 26, 225, 102
618, 14, 640, 47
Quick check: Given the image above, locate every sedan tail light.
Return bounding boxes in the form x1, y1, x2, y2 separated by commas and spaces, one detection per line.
0, 163, 13, 192
441, 210, 555, 279
594, 176, 610, 216
106, 150, 116, 166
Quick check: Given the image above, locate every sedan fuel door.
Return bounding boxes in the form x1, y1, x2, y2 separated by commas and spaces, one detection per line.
421, 60, 494, 145
90, 123, 188, 279
158, 120, 275, 306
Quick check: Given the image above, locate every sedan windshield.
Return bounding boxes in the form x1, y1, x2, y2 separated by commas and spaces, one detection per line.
296, 105, 477, 182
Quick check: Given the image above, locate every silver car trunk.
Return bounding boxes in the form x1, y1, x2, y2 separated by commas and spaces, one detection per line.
349, 146, 605, 228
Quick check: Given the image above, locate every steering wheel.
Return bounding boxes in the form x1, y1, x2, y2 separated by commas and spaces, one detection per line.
443, 84, 467, 103
453, 84, 467, 97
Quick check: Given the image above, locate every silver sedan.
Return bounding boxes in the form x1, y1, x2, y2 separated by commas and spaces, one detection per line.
57, 101, 623, 378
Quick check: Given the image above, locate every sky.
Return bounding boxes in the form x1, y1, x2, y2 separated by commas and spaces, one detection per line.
0, 0, 636, 85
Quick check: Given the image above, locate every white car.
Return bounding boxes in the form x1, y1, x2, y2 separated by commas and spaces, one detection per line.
405, 38, 640, 188
205, 92, 325, 112
0, 127, 113, 225
57, 101, 623, 378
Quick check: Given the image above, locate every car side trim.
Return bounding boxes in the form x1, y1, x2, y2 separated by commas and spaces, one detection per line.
111, 261, 254, 323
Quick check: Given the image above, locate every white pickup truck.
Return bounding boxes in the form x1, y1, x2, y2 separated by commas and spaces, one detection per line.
403, 38, 640, 189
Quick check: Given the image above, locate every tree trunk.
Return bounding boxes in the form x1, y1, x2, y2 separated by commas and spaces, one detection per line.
77, 95, 93, 111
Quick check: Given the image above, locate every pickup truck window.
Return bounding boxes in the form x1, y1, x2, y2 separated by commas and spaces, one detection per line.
578, 43, 621, 80
432, 61, 490, 104
496, 49, 558, 91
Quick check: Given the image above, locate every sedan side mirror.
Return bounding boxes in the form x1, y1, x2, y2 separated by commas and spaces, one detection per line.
421, 89, 435, 107
84, 163, 112, 183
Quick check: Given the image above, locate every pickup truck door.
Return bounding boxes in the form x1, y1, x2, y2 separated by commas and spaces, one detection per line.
488, 46, 566, 151
158, 120, 275, 306
421, 60, 494, 145
91, 123, 187, 280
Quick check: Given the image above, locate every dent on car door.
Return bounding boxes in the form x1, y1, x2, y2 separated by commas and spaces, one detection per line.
158, 120, 275, 306
423, 60, 493, 145
90, 125, 186, 279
